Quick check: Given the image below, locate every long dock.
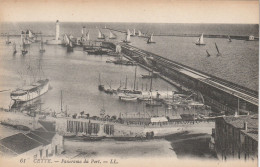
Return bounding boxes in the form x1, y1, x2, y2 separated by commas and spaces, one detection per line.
102, 41, 258, 114
105, 28, 259, 40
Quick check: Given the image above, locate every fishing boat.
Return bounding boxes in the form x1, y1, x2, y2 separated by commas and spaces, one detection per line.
10, 59, 49, 104
5, 33, 11, 45
123, 29, 131, 43
119, 95, 138, 101
21, 42, 28, 55
215, 43, 221, 56
206, 50, 210, 57
195, 33, 205, 45
39, 35, 45, 53
82, 135, 105, 141
147, 33, 156, 44
109, 31, 117, 39
227, 35, 232, 42
97, 29, 105, 39
13, 42, 17, 55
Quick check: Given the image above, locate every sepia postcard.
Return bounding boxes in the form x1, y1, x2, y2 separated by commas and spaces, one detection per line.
0, 0, 258, 166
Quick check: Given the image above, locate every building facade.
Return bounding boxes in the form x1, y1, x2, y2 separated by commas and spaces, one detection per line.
213, 115, 258, 160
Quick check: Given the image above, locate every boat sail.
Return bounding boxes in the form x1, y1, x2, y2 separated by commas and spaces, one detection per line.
63, 34, 70, 45
39, 35, 45, 53
227, 35, 232, 42
86, 31, 90, 41
195, 33, 205, 45
13, 42, 17, 55
10, 59, 49, 104
147, 33, 156, 44
138, 30, 142, 37
123, 29, 131, 43
215, 43, 221, 56
67, 39, 74, 52
131, 29, 136, 36
97, 29, 105, 39
109, 31, 117, 39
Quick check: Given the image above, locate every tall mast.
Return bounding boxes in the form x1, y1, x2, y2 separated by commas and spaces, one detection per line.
149, 76, 153, 92
125, 75, 128, 89
61, 90, 63, 113
133, 66, 137, 90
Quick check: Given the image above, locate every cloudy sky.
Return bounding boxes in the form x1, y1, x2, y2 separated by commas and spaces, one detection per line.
0, 0, 258, 24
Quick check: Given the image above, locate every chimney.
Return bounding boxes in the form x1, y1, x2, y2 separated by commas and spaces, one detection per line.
244, 122, 248, 131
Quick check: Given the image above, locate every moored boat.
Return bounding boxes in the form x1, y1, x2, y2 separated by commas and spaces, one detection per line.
10, 79, 49, 103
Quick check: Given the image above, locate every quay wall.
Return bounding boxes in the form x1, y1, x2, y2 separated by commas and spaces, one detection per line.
56, 118, 214, 137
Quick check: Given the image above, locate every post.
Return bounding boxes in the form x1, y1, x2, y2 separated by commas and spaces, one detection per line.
55, 20, 60, 40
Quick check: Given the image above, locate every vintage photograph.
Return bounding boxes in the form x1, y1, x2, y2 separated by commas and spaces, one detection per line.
0, 0, 258, 166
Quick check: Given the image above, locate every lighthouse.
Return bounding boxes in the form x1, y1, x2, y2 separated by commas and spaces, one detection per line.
55, 20, 60, 40
46, 20, 63, 45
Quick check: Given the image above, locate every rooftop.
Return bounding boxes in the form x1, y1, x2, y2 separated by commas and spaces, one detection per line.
223, 115, 258, 141
0, 133, 42, 155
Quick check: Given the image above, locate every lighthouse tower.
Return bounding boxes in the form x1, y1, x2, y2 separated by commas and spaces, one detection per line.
55, 20, 60, 40
46, 20, 63, 45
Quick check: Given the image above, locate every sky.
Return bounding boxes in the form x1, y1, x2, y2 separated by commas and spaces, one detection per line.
0, 0, 259, 24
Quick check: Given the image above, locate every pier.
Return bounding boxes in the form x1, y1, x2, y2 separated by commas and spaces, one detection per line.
106, 28, 259, 40
102, 41, 258, 114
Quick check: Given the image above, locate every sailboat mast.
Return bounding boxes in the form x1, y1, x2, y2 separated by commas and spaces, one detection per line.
61, 90, 63, 113
150, 76, 153, 92
124, 77, 126, 89
133, 66, 137, 90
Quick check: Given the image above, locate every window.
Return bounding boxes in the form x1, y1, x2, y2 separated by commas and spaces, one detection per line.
46, 149, 48, 157
55, 145, 58, 154
39, 149, 42, 158
34, 154, 37, 159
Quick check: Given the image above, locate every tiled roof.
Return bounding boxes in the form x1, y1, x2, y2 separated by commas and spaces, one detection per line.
31, 130, 55, 142
38, 120, 56, 132
0, 133, 42, 155
26, 133, 50, 145
223, 115, 258, 141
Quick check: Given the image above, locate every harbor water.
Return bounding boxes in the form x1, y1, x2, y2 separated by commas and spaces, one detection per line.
0, 22, 258, 158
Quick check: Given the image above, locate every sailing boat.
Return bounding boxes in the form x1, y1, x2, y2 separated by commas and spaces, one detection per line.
39, 35, 45, 53
118, 67, 142, 101
145, 77, 162, 107
109, 31, 117, 39
147, 33, 156, 44
131, 29, 136, 36
98, 73, 105, 91
67, 39, 74, 52
123, 29, 131, 43
138, 30, 143, 37
227, 35, 232, 42
97, 29, 105, 39
21, 40, 28, 55
206, 50, 211, 57
10, 59, 49, 104
215, 43, 221, 56
195, 33, 205, 45
6, 33, 11, 45
13, 42, 17, 55
86, 31, 90, 41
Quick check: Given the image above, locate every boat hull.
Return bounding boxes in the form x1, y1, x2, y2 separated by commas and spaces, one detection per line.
10, 79, 49, 103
